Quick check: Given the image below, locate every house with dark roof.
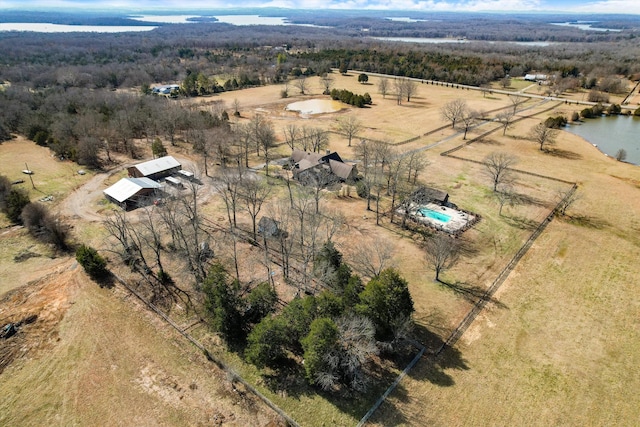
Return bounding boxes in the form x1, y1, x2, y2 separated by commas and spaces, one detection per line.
290, 149, 357, 187
103, 177, 162, 209
409, 186, 450, 206
127, 156, 181, 181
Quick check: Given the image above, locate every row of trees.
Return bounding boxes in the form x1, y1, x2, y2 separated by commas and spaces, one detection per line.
329, 88, 372, 108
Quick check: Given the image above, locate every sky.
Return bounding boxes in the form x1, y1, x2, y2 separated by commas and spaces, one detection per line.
1, 0, 639, 14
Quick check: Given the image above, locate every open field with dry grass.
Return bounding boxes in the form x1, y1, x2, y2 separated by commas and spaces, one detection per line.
2, 71, 639, 426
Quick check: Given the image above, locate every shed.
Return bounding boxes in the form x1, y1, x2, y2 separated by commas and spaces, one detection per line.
128, 156, 181, 180
103, 177, 162, 209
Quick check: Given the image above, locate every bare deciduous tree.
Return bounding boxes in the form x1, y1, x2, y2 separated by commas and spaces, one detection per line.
393, 78, 405, 105
349, 236, 396, 279
483, 152, 518, 192
283, 123, 300, 151
320, 73, 334, 94
509, 94, 524, 113
336, 115, 362, 147
294, 76, 308, 95
441, 98, 467, 129
401, 78, 418, 102
529, 122, 558, 151
405, 150, 429, 184
460, 109, 480, 140
214, 168, 244, 228
240, 176, 272, 241
423, 233, 460, 282
378, 77, 389, 99
494, 187, 518, 216
496, 109, 516, 136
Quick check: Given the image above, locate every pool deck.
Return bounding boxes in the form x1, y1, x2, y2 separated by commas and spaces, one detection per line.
400, 202, 476, 233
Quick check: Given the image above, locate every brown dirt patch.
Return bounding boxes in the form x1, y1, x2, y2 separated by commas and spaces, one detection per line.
0, 259, 77, 374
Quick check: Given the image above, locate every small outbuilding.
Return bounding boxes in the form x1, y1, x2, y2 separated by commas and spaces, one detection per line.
103, 177, 162, 209
128, 156, 181, 181
409, 186, 450, 206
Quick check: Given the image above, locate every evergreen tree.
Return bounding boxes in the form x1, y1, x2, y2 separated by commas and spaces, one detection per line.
356, 268, 414, 341
202, 263, 246, 344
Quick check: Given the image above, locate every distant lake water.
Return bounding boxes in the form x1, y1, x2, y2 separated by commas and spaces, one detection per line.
130, 15, 290, 26
372, 37, 556, 47
565, 115, 640, 165
129, 15, 208, 24
372, 37, 469, 44
551, 22, 622, 32
0, 23, 157, 33
0, 15, 299, 33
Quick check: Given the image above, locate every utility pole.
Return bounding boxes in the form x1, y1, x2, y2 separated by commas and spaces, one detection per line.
25, 163, 35, 189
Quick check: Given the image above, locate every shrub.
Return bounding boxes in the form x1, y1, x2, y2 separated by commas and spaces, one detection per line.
3, 188, 30, 224
592, 103, 605, 116
635, 107, 640, 117
580, 108, 594, 119
356, 181, 369, 199
607, 104, 622, 115
245, 282, 278, 325
544, 115, 567, 129
151, 138, 167, 158
587, 90, 609, 103
76, 244, 109, 280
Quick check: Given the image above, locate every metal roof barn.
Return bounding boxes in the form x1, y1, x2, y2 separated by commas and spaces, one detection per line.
103, 177, 162, 204
128, 156, 181, 180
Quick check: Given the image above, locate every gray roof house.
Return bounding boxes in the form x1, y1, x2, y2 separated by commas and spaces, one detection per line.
291, 149, 357, 186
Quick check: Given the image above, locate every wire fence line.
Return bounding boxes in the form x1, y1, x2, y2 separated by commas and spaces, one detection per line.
356, 340, 425, 427
111, 272, 302, 427
435, 183, 577, 354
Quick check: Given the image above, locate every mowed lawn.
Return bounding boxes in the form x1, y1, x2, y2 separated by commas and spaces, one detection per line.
369, 104, 640, 426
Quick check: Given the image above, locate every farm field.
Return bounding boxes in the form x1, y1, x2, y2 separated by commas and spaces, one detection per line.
1, 71, 639, 426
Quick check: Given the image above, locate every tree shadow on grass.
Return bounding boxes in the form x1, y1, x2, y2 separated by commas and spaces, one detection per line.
562, 214, 610, 230
409, 324, 469, 387
511, 191, 546, 207
476, 137, 503, 146
437, 279, 508, 309
546, 148, 583, 160
503, 214, 539, 231
95, 271, 116, 289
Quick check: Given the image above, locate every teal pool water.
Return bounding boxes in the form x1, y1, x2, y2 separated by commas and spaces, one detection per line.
419, 208, 451, 223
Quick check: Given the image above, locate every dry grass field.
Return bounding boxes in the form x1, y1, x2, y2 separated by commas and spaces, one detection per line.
1, 71, 639, 426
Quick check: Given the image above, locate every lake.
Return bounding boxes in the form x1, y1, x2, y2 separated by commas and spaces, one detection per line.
551, 22, 622, 32
0, 23, 157, 33
565, 115, 640, 165
0, 15, 295, 33
131, 15, 290, 26
371, 37, 557, 47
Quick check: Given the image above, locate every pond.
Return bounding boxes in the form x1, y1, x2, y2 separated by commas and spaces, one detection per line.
285, 99, 344, 115
565, 115, 640, 165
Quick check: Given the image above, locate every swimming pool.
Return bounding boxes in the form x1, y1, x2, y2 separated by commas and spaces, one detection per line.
418, 208, 451, 223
